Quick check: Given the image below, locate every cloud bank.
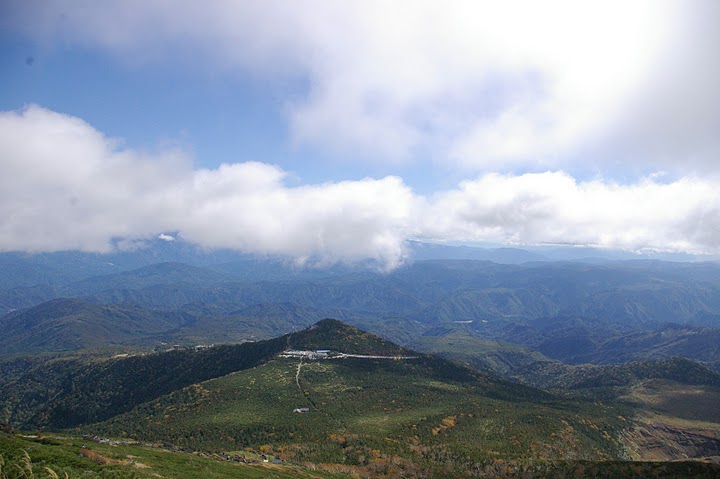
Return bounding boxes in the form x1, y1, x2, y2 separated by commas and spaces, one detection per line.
5, 0, 719, 173
1, 106, 719, 267
0, 106, 414, 268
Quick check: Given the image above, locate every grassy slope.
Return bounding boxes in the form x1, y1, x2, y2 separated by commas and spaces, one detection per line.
414, 331, 720, 462
621, 379, 720, 423
617, 379, 720, 461
4, 430, 720, 479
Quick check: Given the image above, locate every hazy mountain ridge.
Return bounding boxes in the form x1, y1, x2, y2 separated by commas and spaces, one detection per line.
5, 257, 720, 320
517, 357, 720, 391
0, 298, 187, 355
489, 318, 720, 368
4, 248, 719, 319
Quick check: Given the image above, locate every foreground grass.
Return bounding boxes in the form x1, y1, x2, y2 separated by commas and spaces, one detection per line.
0, 433, 347, 479
3, 432, 720, 479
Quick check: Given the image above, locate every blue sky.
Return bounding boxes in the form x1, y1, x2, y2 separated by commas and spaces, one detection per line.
1, 1, 719, 268
1, 32, 297, 170
0, 25, 463, 193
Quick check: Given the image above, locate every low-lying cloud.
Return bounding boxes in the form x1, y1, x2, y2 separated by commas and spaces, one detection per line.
424, 173, 720, 254
1, 106, 719, 268
0, 106, 415, 269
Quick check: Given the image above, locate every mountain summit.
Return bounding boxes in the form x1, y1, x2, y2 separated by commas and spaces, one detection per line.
287, 318, 412, 356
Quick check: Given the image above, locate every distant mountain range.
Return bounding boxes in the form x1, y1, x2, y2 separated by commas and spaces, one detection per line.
1, 238, 713, 288
4, 256, 720, 321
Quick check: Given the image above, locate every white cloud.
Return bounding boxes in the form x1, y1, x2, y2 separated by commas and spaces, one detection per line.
0, 106, 415, 269
1, 106, 720, 268
5, 0, 716, 173
178, 163, 414, 269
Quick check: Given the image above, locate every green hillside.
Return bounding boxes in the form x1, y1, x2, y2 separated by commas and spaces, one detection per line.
0, 319, 413, 430
90, 354, 629, 476
0, 337, 288, 430
408, 326, 556, 377
3, 319, 720, 477
59, 319, 629, 476
520, 357, 720, 391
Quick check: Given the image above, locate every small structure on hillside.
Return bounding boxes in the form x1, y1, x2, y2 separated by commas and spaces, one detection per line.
281, 350, 334, 360
292, 407, 310, 413
280, 349, 419, 361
